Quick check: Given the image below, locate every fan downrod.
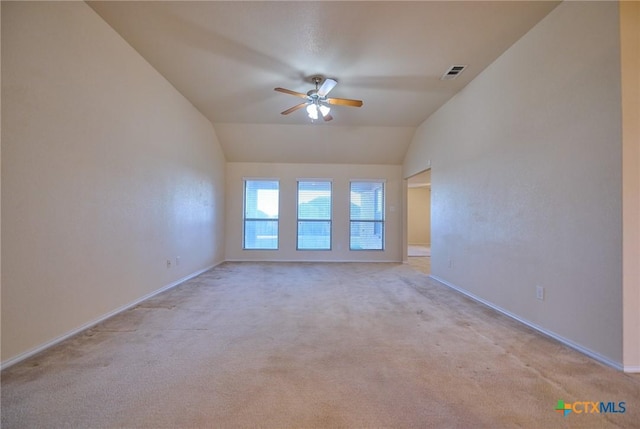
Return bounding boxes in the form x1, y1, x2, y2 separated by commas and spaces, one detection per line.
307, 76, 323, 97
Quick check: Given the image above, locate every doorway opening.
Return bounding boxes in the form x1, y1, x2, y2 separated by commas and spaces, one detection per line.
407, 169, 431, 274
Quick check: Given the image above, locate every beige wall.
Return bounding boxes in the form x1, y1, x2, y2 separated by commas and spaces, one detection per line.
621, 0, 640, 372
407, 187, 430, 246
404, 2, 624, 366
226, 162, 403, 262
1, 2, 226, 364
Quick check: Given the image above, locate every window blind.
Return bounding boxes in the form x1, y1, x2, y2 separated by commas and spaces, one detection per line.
297, 181, 331, 250
244, 180, 279, 249
350, 181, 384, 250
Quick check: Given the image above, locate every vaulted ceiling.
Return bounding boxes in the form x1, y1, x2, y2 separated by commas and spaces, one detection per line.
88, 1, 559, 165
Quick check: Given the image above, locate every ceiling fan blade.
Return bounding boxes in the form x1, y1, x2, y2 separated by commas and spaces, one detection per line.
274, 87, 308, 99
323, 113, 333, 122
327, 97, 363, 107
317, 78, 337, 97
281, 102, 308, 115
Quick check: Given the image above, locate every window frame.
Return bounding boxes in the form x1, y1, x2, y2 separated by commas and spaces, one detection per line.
349, 180, 385, 251
242, 178, 280, 250
296, 179, 333, 251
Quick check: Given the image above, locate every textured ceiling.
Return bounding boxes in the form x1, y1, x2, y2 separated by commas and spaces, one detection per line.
89, 1, 559, 165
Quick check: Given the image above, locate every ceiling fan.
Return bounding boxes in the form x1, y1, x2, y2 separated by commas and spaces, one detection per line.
274, 76, 363, 122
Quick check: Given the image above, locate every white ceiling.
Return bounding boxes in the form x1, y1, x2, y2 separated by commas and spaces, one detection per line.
88, 1, 559, 165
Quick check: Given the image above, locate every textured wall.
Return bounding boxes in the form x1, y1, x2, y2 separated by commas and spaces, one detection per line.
1, 2, 226, 363
225, 162, 403, 262
403, 2, 623, 364
621, 0, 640, 371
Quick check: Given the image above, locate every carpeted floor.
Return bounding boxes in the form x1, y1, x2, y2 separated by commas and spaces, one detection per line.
2, 262, 639, 428
407, 245, 430, 257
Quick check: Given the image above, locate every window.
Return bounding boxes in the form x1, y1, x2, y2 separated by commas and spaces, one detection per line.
297, 180, 332, 250
244, 180, 279, 249
350, 181, 385, 250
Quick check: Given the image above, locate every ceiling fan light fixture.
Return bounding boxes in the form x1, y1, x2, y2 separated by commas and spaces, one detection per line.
319, 104, 330, 117
275, 76, 362, 121
306, 104, 319, 120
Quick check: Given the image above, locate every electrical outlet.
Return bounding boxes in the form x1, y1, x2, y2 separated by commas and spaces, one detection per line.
176, 256, 181, 266
536, 285, 544, 301
166, 259, 172, 268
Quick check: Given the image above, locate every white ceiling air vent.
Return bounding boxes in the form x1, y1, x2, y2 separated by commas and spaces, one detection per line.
441, 65, 467, 80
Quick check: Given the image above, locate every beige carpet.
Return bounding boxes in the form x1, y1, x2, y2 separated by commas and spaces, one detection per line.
2, 262, 639, 428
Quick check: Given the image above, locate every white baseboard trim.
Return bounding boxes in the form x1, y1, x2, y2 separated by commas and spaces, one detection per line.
1, 262, 221, 371
429, 274, 625, 372
623, 365, 640, 373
